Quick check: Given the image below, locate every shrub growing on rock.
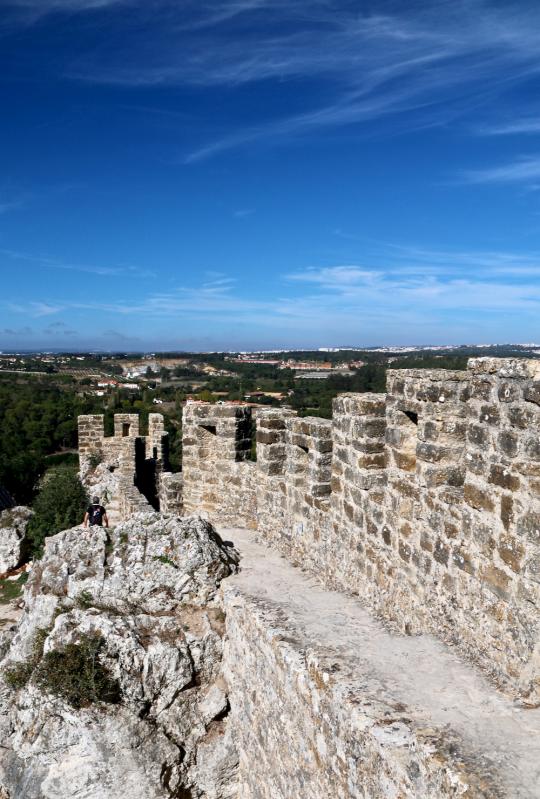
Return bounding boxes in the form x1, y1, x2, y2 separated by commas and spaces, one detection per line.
5, 630, 120, 709
33, 634, 120, 709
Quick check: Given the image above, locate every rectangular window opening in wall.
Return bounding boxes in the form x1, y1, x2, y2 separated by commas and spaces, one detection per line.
122, 423, 131, 437
201, 424, 217, 436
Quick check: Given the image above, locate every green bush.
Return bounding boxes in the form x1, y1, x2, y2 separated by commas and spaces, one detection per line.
152, 554, 178, 569
4, 630, 120, 708
88, 452, 103, 470
26, 466, 89, 557
75, 590, 94, 610
46, 452, 79, 469
4, 661, 34, 690
34, 634, 120, 709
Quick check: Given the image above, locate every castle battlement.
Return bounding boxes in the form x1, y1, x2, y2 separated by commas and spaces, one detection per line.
77, 412, 182, 518
76, 358, 540, 702
180, 357, 540, 703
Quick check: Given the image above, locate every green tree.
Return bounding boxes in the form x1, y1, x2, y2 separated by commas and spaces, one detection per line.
26, 467, 89, 557
0, 452, 44, 505
198, 389, 216, 403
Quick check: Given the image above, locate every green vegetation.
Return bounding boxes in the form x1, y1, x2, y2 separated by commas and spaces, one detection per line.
4, 629, 120, 708
0, 572, 28, 605
88, 452, 103, 470
4, 660, 35, 691
0, 371, 183, 502
26, 466, 89, 557
152, 554, 178, 569
0, 377, 99, 503
75, 590, 94, 610
45, 452, 80, 469
34, 634, 120, 708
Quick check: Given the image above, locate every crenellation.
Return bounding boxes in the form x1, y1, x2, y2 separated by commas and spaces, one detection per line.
77, 412, 182, 519
113, 413, 140, 439
182, 403, 257, 527
77, 358, 540, 702
147, 412, 167, 463
158, 471, 183, 514
179, 358, 540, 702
77, 414, 105, 459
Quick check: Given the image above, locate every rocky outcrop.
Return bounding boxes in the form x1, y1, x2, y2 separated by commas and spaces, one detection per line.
0, 512, 240, 799
0, 507, 32, 575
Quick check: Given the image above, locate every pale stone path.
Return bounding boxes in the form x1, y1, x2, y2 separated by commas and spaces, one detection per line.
222, 527, 540, 799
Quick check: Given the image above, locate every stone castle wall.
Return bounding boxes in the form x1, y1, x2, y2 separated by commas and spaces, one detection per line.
77, 412, 183, 519
181, 358, 540, 703
182, 403, 256, 529
222, 576, 500, 799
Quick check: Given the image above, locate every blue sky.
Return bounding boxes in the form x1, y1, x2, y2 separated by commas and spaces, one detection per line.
2, 0, 540, 350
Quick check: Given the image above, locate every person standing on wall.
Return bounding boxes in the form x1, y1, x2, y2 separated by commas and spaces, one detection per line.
83, 496, 109, 528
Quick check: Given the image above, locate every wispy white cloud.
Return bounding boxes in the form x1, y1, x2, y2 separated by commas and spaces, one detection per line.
34, 302, 61, 316
287, 265, 382, 287
2, 0, 531, 162
21, 302, 65, 317
283, 264, 540, 313
6, 241, 540, 346
479, 117, 540, 135
0, 199, 24, 214
460, 156, 540, 185
175, 2, 540, 160
174, 0, 275, 33
5, 0, 128, 15
6, 1, 540, 164
1, 249, 156, 278
372, 242, 540, 275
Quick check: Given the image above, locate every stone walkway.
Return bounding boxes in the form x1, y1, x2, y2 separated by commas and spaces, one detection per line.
222, 527, 540, 799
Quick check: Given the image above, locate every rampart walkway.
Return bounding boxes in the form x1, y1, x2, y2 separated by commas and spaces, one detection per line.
222, 527, 540, 799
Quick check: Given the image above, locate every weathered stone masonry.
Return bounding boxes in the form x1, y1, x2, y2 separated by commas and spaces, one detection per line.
182, 403, 256, 529
78, 412, 183, 520
182, 358, 540, 704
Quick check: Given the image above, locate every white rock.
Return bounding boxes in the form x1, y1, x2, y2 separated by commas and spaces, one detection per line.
0, 512, 240, 799
0, 508, 32, 574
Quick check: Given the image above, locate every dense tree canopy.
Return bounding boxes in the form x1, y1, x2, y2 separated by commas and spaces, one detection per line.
26, 466, 89, 556
26, 466, 89, 557
0, 380, 88, 503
